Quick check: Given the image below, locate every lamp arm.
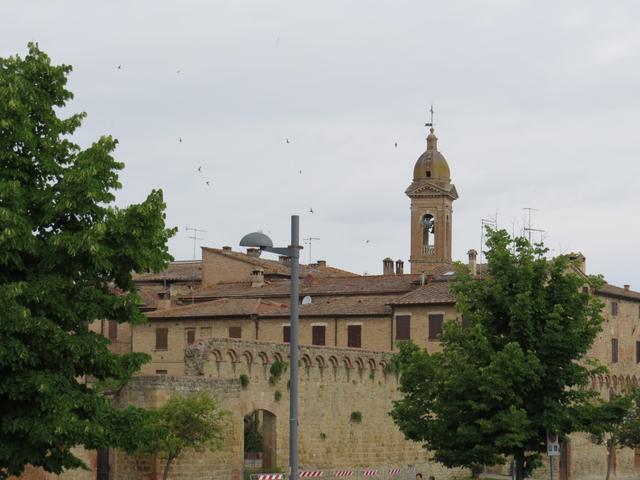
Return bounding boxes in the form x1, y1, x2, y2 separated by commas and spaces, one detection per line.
262, 246, 300, 258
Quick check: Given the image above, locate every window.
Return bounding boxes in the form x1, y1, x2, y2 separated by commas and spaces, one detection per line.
636, 341, 640, 364
395, 315, 411, 341
347, 325, 362, 348
612, 301, 618, 316
155, 369, 168, 375
582, 286, 589, 294
229, 326, 242, 339
283, 326, 291, 343
108, 320, 117, 341
612, 338, 618, 363
185, 328, 196, 345
312, 325, 326, 346
155, 328, 168, 350
428, 314, 444, 340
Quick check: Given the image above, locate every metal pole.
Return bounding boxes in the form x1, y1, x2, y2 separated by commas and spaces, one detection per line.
289, 215, 300, 480
550, 455, 554, 480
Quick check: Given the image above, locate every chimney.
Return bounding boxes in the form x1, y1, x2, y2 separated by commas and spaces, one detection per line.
279, 255, 291, 266
156, 291, 171, 310
624, 285, 630, 291
383, 257, 394, 275
250, 268, 265, 287
395, 259, 404, 275
568, 253, 586, 274
467, 249, 478, 276
246, 247, 261, 258
222, 246, 232, 252
316, 260, 326, 268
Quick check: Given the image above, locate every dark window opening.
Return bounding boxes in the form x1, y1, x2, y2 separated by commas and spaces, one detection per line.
612, 302, 618, 316
429, 314, 444, 340
155, 369, 168, 375
582, 286, 589, 294
636, 341, 640, 364
426, 171, 431, 177
283, 326, 291, 343
612, 338, 619, 363
97, 449, 110, 480
348, 325, 362, 348
312, 325, 326, 346
396, 315, 411, 341
229, 326, 242, 339
155, 328, 168, 350
186, 328, 196, 345
108, 320, 117, 341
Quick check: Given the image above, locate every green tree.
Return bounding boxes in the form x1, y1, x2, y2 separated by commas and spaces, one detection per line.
588, 389, 640, 480
135, 392, 230, 480
0, 44, 175, 478
390, 229, 606, 480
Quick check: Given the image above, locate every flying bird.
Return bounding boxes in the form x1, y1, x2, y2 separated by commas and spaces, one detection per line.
286, 139, 290, 144
179, 137, 182, 143
309, 208, 314, 214
117, 65, 122, 70
298, 170, 302, 174
394, 142, 398, 148
176, 70, 181, 74
205, 181, 211, 186
365, 240, 371, 244
198, 166, 202, 173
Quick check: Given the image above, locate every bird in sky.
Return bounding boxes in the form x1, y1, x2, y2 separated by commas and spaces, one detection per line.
286, 138, 290, 144
298, 170, 302, 174
176, 70, 181, 74
365, 240, 371, 244
117, 65, 122, 70
179, 137, 182, 143
309, 208, 314, 214
394, 142, 398, 148
198, 166, 202, 173
205, 181, 211, 186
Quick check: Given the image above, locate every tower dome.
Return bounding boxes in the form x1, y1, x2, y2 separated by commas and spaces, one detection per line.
412, 128, 451, 183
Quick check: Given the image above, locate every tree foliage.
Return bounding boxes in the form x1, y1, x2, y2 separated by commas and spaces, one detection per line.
0, 44, 175, 478
390, 229, 606, 480
134, 392, 230, 480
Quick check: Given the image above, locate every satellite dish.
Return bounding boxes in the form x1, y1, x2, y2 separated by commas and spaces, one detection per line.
301, 296, 312, 305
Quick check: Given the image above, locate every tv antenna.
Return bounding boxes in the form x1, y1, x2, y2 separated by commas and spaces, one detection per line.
479, 212, 498, 267
303, 237, 320, 264
522, 208, 544, 244
185, 226, 206, 303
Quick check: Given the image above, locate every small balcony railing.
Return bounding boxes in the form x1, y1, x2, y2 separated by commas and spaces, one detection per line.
422, 245, 435, 256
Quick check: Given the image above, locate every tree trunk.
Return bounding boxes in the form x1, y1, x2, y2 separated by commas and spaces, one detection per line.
162, 454, 175, 480
514, 450, 525, 480
605, 442, 613, 480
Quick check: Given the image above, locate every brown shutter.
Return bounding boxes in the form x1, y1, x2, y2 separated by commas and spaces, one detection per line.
636, 341, 640, 364
186, 328, 196, 345
155, 328, 168, 350
312, 326, 326, 346
612, 302, 618, 316
348, 325, 361, 348
428, 314, 444, 340
395, 315, 411, 341
229, 326, 242, 339
108, 320, 118, 340
283, 326, 291, 343
612, 338, 619, 363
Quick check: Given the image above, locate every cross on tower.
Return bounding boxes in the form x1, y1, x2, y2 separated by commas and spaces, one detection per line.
425, 104, 434, 127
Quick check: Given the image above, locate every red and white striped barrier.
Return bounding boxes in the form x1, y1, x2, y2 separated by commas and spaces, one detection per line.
334, 471, 353, 477
362, 470, 378, 477
388, 469, 401, 476
300, 472, 323, 478
257, 475, 284, 480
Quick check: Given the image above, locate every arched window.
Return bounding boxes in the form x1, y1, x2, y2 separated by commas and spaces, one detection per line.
421, 214, 435, 255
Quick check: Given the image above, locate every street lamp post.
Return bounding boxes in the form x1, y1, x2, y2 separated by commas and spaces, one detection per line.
240, 215, 301, 480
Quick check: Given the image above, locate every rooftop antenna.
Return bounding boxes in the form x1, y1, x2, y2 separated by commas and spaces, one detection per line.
185, 226, 206, 303
479, 213, 497, 267
522, 208, 544, 244
425, 104, 435, 128
303, 237, 320, 264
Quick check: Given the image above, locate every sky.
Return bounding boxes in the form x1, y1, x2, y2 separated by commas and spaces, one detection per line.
3, 1, 640, 287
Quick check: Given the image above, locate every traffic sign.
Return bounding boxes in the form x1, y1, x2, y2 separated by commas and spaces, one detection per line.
547, 432, 560, 456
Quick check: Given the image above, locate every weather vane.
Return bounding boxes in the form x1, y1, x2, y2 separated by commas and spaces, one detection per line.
425, 104, 434, 128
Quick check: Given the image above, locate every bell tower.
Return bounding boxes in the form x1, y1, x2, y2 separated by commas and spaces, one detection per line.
406, 126, 458, 273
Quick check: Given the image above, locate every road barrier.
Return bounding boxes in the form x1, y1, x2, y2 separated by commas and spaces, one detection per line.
251, 466, 421, 480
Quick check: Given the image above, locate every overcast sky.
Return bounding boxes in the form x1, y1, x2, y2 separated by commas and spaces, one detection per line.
4, 1, 640, 287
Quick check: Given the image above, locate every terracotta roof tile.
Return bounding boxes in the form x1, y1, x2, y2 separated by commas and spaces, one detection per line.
596, 284, 640, 301
146, 298, 289, 319
133, 260, 202, 282
389, 280, 455, 305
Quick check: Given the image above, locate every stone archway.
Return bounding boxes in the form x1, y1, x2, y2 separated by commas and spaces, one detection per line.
244, 409, 277, 470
